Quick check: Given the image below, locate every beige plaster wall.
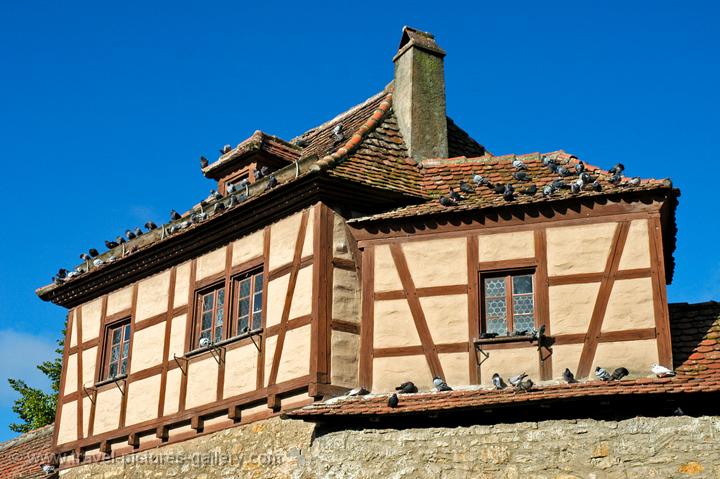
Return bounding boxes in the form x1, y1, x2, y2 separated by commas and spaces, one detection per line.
478, 230, 534, 262
439, 352, 470, 387
269, 211, 303, 270
106, 286, 133, 316
185, 357, 219, 410
332, 267, 360, 324
374, 244, 403, 292
82, 397, 91, 437
130, 322, 165, 373
93, 388, 122, 435
403, 237, 467, 287
301, 209, 314, 258
290, 265, 313, 319
276, 325, 311, 384
420, 294, 468, 344
69, 313, 78, 348
546, 222, 617, 276
373, 355, 432, 392
479, 347, 540, 386
163, 368, 182, 415
166, 314, 186, 361
81, 298, 102, 341
173, 261, 191, 309
81, 347, 97, 387
64, 354, 77, 395
550, 343, 584, 380
57, 401, 77, 445
374, 299, 421, 348
124, 375, 161, 426
135, 270, 171, 321
196, 246, 226, 281
231, 230, 264, 267
603, 278, 655, 332
619, 219, 651, 270
332, 212, 353, 260
265, 274, 288, 329
330, 330, 359, 387
593, 339, 659, 374
223, 344, 258, 398
548, 282, 601, 336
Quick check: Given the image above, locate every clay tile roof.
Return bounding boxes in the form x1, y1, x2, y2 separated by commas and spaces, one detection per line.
287, 302, 720, 419
0, 425, 55, 479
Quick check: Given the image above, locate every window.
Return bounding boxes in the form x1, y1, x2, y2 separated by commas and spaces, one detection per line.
196, 285, 225, 346
101, 320, 131, 380
233, 269, 264, 335
481, 271, 535, 336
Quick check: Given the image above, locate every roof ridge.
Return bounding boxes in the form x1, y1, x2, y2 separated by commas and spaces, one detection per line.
310, 92, 394, 172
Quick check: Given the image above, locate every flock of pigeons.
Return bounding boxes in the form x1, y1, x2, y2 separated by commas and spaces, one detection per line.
438, 156, 641, 207
51, 153, 281, 287
341, 363, 677, 409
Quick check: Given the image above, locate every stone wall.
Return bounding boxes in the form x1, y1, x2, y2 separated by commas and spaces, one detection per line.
58, 415, 720, 479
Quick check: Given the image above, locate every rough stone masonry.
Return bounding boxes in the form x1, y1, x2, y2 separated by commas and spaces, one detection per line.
58, 415, 720, 479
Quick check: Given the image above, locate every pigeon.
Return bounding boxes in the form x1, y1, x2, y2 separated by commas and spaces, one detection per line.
395, 381, 418, 394
433, 377, 452, 392
575, 160, 585, 174
199, 337, 211, 348
611, 367, 629, 381
628, 176, 641, 186
220, 144, 232, 155
125, 229, 136, 240
595, 366, 612, 381
347, 387, 370, 397
543, 185, 555, 197
591, 180, 602, 192
56, 268, 68, 279
492, 373, 507, 390
213, 202, 225, 215
93, 258, 104, 267
551, 179, 567, 190
200, 156, 208, 168
542, 155, 552, 166
580, 172, 593, 184
105, 240, 119, 249
547, 162, 559, 173
512, 158, 527, 170
89, 248, 100, 258
563, 368, 577, 383
439, 196, 456, 207
265, 174, 278, 190
388, 393, 399, 408
170, 210, 182, 221
115, 236, 126, 245
570, 182, 581, 194
557, 166, 572, 177
512, 171, 531, 182
531, 324, 546, 340
503, 184, 515, 201
332, 123, 345, 143
191, 211, 208, 223
107, 255, 117, 263
521, 184, 538, 195
459, 180, 474, 194
493, 183, 506, 194
609, 173, 622, 185
515, 378, 534, 392
651, 364, 676, 377
52, 276, 65, 286
208, 190, 222, 202
145, 221, 158, 230
67, 270, 79, 278
473, 174, 490, 186
480, 332, 498, 339
80, 253, 91, 261
508, 373, 527, 387
608, 163, 625, 175
133, 227, 143, 237
294, 137, 309, 148
449, 187, 463, 202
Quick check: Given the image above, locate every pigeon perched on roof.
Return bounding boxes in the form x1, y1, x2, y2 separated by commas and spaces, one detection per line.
557, 166, 572, 177
125, 229, 136, 240
93, 258, 104, 267
508, 373, 527, 387
105, 240, 118, 249
608, 163, 625, 175
170, 210, 182, 221
347, 387, 369, 397
609, 174, 622, 185
580, 172, 593, 185
115, 236, 126, 245
56, 268, 68, 279
133, 227, 143, 237
80, 253, 91, 261
472, 174, 490, 186
492, 373, 507, 390
89, 248, 100, 258
551, 179, 567, 190
515, 378, 533, 392
200, 156, 208, 168
395, 381, 418, 394
480, 332, 498, 339
570, 182, 581, 194
542, 185, 554, 197
493, 183, 506, 194
512, 158, 527, 170
592, 180, 602, 192
595, 367, 612, 381
294, 137, 309, 148
575, 161, 585, 174
611, 367, 629, 381
449, 187, 463, 202
503, 184, 515, 201
563, 368, 577, 384
439, 196, 456, 207
52, 276, 65, 286
388, 393, 399, 408
651, 364, 676, 377
433, 377, 452, 392
513, 171, 531, 182
459, 180, 474, 194
265, 174, 278, 191
521, 184, 537, 195
220, 145, 232, 155
542, 155, 552, 166
145, 221, 158, 230
332, 123, 345, 143
628, 176, 641, 186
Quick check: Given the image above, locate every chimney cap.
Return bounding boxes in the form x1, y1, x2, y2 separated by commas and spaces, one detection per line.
395, 26, 446, 61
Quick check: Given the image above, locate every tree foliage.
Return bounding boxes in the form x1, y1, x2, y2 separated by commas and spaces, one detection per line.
8, 326, 64, 433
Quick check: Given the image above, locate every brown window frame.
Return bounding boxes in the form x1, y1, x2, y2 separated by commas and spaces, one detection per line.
479, 269, 537, 336
231, 267, 264, 337
99, 318, 131, 381
193, 282, 227, 348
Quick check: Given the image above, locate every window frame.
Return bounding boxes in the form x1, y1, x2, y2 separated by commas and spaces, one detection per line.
230, 267, 264, 337
193, 281, 227, 348
99, 318, 131, 382
479, 268, 537, 336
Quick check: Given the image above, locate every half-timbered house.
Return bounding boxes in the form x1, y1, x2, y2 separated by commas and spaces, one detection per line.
37, 27, 681, 469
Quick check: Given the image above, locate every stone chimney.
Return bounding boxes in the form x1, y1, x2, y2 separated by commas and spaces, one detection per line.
393, 26, 448, 161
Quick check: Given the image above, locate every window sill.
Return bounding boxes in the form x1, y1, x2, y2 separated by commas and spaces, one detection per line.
474, 335, 537, 346
94, 374, 127, 388
184, 328, 263, 358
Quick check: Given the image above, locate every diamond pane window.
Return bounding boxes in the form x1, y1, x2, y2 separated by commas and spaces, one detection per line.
197, 285, 225, 347
102, 321, 130, 380
234, 269, 263, 336
481, 271, 536, 336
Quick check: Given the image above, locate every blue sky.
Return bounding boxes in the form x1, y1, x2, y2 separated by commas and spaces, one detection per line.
0, 1, 717, 441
